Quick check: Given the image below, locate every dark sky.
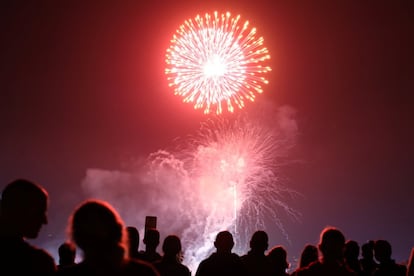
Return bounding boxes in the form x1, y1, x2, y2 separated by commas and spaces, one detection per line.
1, 0, 413, 270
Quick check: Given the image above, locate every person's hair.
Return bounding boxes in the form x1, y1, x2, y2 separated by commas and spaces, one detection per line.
127, 226, 140, 250
268, 245, 289, 270
68, 199, 128, 259
318, 226, 346, 261
1, 178, 48, 213
144, 228, 160, 247
299, 244, 318, 268
214, 230, 234, 252
58, 241, 76, 264
250, 230, 268, 251
361, 240, 375, 258
162, 235, 182, 256
320, 227, 345, 245
374, 239, 392, 262
344, 240, 360, 259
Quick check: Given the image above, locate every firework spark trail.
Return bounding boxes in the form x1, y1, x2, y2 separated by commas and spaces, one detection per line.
81, 108, 300, 273
146, 111, 301, 271
165, 11, 271, 114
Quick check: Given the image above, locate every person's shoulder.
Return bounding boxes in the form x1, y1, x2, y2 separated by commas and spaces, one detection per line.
397, 263, 408, 274
195, 256, 212, 274
231, 252, 241, 257
55, 263, 83, 275
197, 257, 209, 268
178, 265, 191, 276
202, 253, 217, 262
296, 261, 322, 275
230, 252, 242, 261
126, 259, 160, 275
26, 243, 56, 272
30, 244, 55, 260
0, 238, 56, 273
159, 262, 191, 276
178, 262, 191, 273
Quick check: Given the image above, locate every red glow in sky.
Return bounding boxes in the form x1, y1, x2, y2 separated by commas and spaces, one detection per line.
0, 0, 412, 270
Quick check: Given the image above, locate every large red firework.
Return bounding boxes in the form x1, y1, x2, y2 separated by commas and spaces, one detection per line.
165, 11, 272, 115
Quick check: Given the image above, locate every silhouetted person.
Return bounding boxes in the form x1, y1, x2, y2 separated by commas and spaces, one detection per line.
296, 226, 356, 276
359, 240, 378, 276
266, 245, 290, 276
344, 240, 362, 274
139, 228, 162, 263
127, 226, 141, 260
407, 247, 414, 276
153, 235, 191, 276
291, 244, 319, 275
299, 244, 319, 268
240, 230, 273, 276
57, 241, 77, 271
0, 178, 56, 275
56, 199, 159, 276
372, 239, 406, 276
195, 230, 247, 276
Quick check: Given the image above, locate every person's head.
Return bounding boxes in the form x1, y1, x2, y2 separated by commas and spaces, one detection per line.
373, 239, 392, 263
249, 230, 269, 253
68, 199, 127, 260
318, 226, 346, 262
361, 240, 375, 259
143, 228, 160, 251
58, 241, 76, 265
214, 230, 234, 253
344, 240, 360, 260
299, 244, 318, 268
267, 245, 289, 271
162, 235, 182, 257
0, 178, 49, 239
127, 226, 140, 253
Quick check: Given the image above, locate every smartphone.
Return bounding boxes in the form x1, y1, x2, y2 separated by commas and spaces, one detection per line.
145, 216, 157, 231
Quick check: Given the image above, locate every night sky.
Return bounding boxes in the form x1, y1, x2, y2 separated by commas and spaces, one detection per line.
1, 0, 413, 270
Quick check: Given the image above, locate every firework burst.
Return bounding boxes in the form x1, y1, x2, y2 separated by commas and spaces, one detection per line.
165, 11, 272, 114
145, 111, 301, 271
80, 109, 301, 272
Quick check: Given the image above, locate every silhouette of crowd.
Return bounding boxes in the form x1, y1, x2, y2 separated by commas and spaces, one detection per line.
0, 178, 412, 276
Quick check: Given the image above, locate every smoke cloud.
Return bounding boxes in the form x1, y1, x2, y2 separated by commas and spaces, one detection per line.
80, 105, 301, 272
